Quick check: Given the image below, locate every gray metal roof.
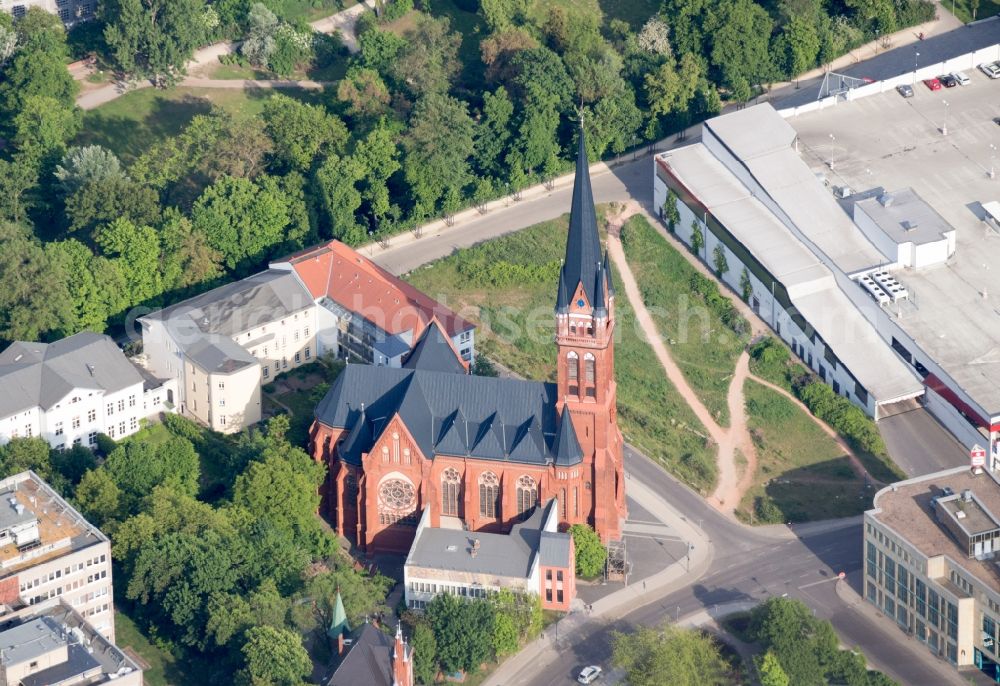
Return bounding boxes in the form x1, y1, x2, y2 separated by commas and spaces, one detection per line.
315, 366, 582, 466
144, 269, 314, 338
402, 322, 466, 375
373, 334, 412, 360
539, 530, 572, 567
326, 623, 394, 686
0, 617, 64, 667
0, 332, 144, 418
0, 489, 37, 532
20, 643, 101, 686
407, 500, 558, 577
854, 188, 954, 247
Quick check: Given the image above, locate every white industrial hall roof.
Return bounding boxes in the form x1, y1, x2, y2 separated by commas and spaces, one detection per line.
662, 143, 922, 405
704, 104, 889, 275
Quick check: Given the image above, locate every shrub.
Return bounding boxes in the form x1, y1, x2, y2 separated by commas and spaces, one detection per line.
381, 0, 414, 23
569, 523, 607, 578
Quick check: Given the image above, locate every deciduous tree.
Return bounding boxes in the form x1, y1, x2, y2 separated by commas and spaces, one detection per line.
102, 0, 207, 85
241, 625, 311, 686
262, 94, 348, 172
612, 624, 729, 686
569, 523, 607, 577
393, 15, 461, 97
403, 93, 475, 211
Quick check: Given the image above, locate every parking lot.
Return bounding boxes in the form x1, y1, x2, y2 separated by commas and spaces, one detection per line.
788, 66, 999, 234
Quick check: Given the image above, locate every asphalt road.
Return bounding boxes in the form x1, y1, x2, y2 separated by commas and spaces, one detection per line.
371, 155, 654, 277
879, 407, 969, 477
520, 448, 966, 686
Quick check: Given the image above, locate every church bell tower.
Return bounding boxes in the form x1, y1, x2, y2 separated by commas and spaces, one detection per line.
554, 127, 625, 542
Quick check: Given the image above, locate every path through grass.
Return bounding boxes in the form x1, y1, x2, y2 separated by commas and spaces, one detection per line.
406, 212, 718, 492
620, 214, 748, 427
738, 380, 874, 523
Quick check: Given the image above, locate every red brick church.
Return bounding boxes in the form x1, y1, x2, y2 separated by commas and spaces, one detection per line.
309, 131, 626, 554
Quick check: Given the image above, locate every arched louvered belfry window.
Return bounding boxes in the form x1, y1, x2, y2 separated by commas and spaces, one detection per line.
441, 467, 461, 516
567, 351, 579, 395
479, 471, 500, 518
584, 353, 596, 397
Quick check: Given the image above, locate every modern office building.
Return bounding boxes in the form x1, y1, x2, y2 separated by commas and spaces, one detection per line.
0, 471, 115, 642
865, 464, 1000, 678
404, 498, 576, 613
0, 331, 175, 449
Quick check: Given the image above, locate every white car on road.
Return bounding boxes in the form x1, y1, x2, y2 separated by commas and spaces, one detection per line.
577, 665, 603, 684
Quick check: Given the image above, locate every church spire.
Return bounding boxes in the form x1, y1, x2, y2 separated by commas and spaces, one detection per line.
556, 125, 603, 314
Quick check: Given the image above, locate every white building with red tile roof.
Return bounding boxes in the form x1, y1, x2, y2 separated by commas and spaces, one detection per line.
139, 240, 473, 433
271, 240, 475, 366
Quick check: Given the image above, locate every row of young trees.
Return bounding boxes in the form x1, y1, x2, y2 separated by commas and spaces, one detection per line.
2, 412, 392, 685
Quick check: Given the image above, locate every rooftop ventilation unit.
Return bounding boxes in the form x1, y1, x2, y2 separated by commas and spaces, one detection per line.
878, 193, 894, 207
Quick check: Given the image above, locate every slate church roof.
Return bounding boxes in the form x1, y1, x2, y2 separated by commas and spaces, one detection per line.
314, 366, 582, 467
402, 321, 467, 375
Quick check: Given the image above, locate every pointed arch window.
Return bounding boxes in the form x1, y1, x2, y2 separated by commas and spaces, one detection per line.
516, 475, 538, 519
442, 467, 461, 516
584, 353, 596, 382
479, 471, 500, 519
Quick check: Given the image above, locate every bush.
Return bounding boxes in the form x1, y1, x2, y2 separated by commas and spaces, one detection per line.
569, 523, 607, 578
381, 0, 413, 22
797, 381, 887, 456
472, 355, 499, 377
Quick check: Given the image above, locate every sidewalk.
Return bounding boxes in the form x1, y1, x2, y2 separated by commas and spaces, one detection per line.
481, 475, 714, 686
835, 577, 966, 685
75, 0, 377, 110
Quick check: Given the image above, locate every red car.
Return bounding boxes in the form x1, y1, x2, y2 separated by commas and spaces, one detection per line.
923, 78, 942, 91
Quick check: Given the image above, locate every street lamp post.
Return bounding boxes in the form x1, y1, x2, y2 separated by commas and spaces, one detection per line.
875, 28, 880, 55
913, 50, 920, 84
685, 544, 694, 572
990, 144, 997, 179
828, 133, 836, 170
941, 99, 949, 136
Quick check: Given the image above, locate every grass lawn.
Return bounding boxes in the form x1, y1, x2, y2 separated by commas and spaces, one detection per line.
620, 214, 748, 427
114, 610, 181, 686
948, 0, 1000, 23
269, 0, 355, 23
76, 87, 323, 163
738, 380, 874, 523
599, 0, 659, 28
405, 212, 718, 493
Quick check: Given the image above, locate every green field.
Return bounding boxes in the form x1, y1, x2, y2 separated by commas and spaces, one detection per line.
406, 212, 718, 493
620, 214, 749, 427
76, 87, 324, 163
738, 380, 873, 524
114, 611, 182, 686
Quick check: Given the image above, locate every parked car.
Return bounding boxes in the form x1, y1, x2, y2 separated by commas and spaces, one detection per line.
578, 666, 603, 684
979, 61, 1000, 79
923, 78, 942, 91
939, 74, 957, 88
994, 117, 1000, 126
953, 71, 971, 85
896, 84, 914, 98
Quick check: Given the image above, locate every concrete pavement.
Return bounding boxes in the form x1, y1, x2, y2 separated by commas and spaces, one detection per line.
481, 464, 713, 686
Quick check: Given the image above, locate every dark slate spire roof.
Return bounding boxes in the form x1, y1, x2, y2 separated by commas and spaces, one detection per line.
552, 406, 583, 466
602, 249, 615, 296
315, 365, 583, 467
403, 320, 466, 375
556, 128, 603, 314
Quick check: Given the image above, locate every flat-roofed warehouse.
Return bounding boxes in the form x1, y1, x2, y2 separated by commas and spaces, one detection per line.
653, 102, 1000, 465
653, 104, 922, 419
